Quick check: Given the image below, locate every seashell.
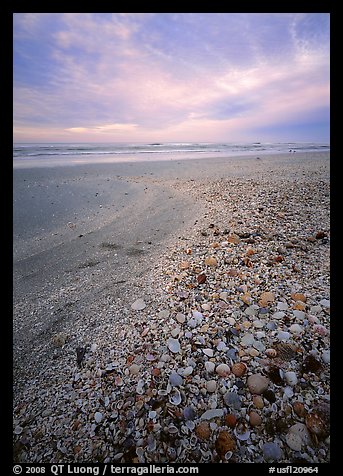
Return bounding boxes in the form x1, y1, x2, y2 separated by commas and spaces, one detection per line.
231, 362, 247, 377
94, 412, 103, 424
265, 349, 277, 359
225, 451, 233, 461
206, 380, 217, 393
179, 260, 190, 270
215, 430, 236, 457
253, 395, 264, 409
249, 411, 262, 426
183, 407, 196, 420
225, 414, 237, 428
169, 388, 182, 406
291, 292, 307, 302
131, 298, 146, 311
205, 361, 216, 373
284, 371, 298, 387
190, 434, 197, 446
215, 363, 231, 377
202, 348, 214, 357
168, 424, 179, 435
305, 412, 326, 437
136, 379, 145, 394
169, 372, 183, 387
200, 409, 224, 420
293, 401, 306, 418
258, 291, 275, 307
186, 420, 195, 431
197, 274, 207, 284
129, 363, 140, 375
247, 374, 269, 394
195, 421, 211, 440
204, 256, 218, 267
234, 421, 251, 441
286, 432, 303, 451
167, 337, 180, 354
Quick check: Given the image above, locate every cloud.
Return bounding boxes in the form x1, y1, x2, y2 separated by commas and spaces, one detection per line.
13, 13, 330, 142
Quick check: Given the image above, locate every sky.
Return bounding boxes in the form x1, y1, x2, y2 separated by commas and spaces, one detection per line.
13, 13, 330, 143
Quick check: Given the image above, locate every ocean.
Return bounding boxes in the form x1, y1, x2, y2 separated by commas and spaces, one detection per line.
13, 142, 330, 167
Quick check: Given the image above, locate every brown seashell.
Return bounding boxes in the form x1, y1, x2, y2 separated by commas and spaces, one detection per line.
246, 247, 255, 256
179, 260, 190, 270
210, 242, 220, 248
195, 421, 211, 440
315, 231, 326, 239
291, 292, 307, 302
265, 348, 278, 358
249, 411, 262, 426
273, 255, 284, 263
205, 256, 218, 267
258, 291, 275, 307
227, 233, 240, 244
197, 273, 207, 284
293, 401, 306, 418
253, 395, 264, 409
231, 362, 247, 377
225, 414, 237, 428
185, 248, 192, 255
305, 412, 326, 437
151, 368, 161, 377
215, 430, 236, 457
241, 293, 252, 305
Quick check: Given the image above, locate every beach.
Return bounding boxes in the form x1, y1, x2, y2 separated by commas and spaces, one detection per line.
13, 152, 330, 464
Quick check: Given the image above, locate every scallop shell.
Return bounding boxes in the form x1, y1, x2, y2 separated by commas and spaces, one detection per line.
169, 388, 182, 406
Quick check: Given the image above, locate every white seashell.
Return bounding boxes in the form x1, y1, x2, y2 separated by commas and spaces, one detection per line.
286, 432, 303, 451
167, 337, 180, 353
169, 388, 182, 405
131, 298, 146, 311
284, 371, 298, 387
168, 424, 179, 434
205, 361, 215, 373
284, 386, 294, 398
200, 409, 224, 420
202, 348, 214, 357
136, 379, 145, 394
94, 412, 103, 424
183, 366, 193, 376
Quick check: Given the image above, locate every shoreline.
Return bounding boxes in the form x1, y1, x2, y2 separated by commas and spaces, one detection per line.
13, 152, 330, 463
13, 150, 328, 169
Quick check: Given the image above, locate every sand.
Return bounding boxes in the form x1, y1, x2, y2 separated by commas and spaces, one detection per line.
13, 152, 330, 463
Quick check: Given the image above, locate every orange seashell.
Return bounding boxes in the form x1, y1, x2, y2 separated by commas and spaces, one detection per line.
258, 291, 275, 307
291, 293, 307, 302
231, 362, 247, 377
225, 414, 237, 428
195, 422, 211, 440
215, 430, 236, 457
305, 412, 326, 436
293, 401, 306, 418
246, 247, 255, 256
